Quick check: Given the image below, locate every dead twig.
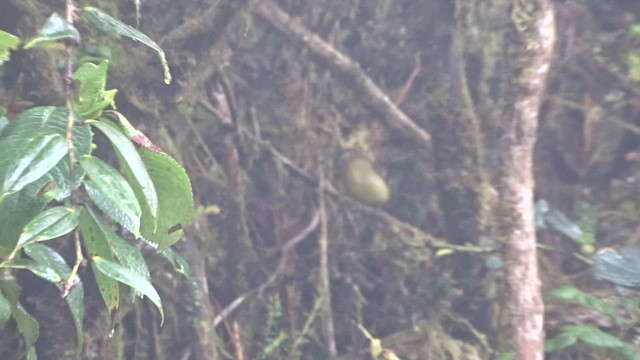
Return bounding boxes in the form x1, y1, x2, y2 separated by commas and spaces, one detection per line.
317, 162, 337, 357
232, 321, 245, 360
394, 55, 422, 105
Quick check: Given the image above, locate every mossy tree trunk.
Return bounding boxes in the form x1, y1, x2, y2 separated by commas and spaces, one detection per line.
493, 1, 556, 358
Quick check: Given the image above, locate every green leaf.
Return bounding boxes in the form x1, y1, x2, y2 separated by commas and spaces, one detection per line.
0, 107, 92, 201
0, 290, 10, 326
0, 279, 19, 303
0, 186, 46, 257
14, 206, 79, 252
580, 329, 626, 348
13, 302, 39, 349
106, 232, 151, 284
73, 60, 117, 119
134, 149, 193, 250
535, 200, 582, 241
81, 204, 151, 299
2, 133, 68, 196
161, 247, 192, 280
0, 114, 7, 134
0, 258, 62, 284
92, 256, 163, 324
0, 279, 42, 351
550, 285, 623, 326
23, 244, 84, 354
545, 332, 577, 352
594, 246, 640, 288
107, 110, 137, 139
80, 155, 141, 236
547, 324, 637, 356
0, 30, 20, 66
83, 7, 171, 84
26, 346, 37, 360
24, 13, 80, 49
89, 120, 158, 222
550, 285, 582, 300
79, 206, 119, 311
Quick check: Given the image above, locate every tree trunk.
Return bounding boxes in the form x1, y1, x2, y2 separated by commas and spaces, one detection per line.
495, 1, 556, 358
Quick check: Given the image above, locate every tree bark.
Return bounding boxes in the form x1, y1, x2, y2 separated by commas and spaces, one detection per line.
496, 1, 556, 359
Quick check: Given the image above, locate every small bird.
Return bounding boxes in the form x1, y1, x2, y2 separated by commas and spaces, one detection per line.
343, 152, 390, 205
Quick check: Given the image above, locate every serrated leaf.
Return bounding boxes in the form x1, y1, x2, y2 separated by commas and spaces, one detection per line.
73, 60, 117, 119
80, 155, 141, 236
79, 206, 119, 311
134, 149, 193, 250
83, 7, 171, 84
89, 120, 158, 222
92, 256, 163, 324
24, 13, 80, 49
2, 133, 68, 195
0, 30, 20, 66
23, 243, 84, 354
15, 206, 78, 251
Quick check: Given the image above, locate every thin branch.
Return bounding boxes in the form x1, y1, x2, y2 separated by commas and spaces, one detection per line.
60, 0, 84, 299
232, 321, 245, 360
253, 0, 431, 146
394, 55, 422, 105
317, 162, 337, 357
61, 230, 84, 298
64, 0, 77, 171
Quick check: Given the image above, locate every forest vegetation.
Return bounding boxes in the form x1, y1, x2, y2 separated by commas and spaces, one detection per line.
1, 1, 640, 359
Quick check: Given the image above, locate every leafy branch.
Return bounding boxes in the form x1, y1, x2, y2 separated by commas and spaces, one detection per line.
0, 4, 191, 358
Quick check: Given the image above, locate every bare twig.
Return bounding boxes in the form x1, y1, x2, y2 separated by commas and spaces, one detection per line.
253, 0, 431, 146
232, 321, 245, 360
317, 162, 337, 357
394, 55, 422, 105
62, 230, 83, 298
